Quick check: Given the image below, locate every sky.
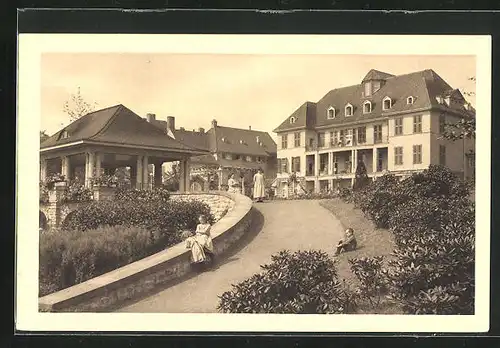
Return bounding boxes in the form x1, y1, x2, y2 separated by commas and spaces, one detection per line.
41, 53, 476, 140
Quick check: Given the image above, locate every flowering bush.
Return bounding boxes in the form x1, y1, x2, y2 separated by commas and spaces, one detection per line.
44, 173, 65, 189
217, 250, 355, 314
91, 174, 119, 187
39, 225, 174, 296
114, 186, 171, 202
61, 181, 93, 203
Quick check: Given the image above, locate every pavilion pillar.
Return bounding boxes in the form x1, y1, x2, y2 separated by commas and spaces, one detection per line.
85, 152, 95, 188
40, 158, 47, 182
218, 167, 223, 190
95, 152, 102, 178
61, 156, 71, 182
136, 155, 143, 189
154, 162, 163, 187
179, 158, 191, 192
142, 156, 150, 190
130, 165, 137, 189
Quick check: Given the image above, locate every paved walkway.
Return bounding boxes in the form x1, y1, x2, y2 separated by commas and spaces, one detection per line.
117, 200, 344, 313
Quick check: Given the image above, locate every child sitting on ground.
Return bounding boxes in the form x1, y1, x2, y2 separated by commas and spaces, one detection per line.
334, 228, 357, 256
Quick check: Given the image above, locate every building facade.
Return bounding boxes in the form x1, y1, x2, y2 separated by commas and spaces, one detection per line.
273, 69, 475, 197
147, 115, 277, 194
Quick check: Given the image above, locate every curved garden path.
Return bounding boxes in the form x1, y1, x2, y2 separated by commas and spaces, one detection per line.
117, 199, 344, 313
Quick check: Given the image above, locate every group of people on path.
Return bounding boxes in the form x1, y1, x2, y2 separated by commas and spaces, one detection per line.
227, 168, 266, 203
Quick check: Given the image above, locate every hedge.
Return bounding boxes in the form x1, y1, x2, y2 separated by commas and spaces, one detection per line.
39, 225, 174, 296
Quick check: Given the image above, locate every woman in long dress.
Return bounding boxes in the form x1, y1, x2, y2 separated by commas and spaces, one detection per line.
227, 173, 240, 194
253, 168, 266, 203
184, 215, 215, 268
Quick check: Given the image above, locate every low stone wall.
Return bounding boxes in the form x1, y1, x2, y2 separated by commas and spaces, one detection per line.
170, 192, 235, 222
38, 191, 253, 312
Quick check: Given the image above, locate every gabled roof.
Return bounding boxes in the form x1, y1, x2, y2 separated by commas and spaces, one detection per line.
362, 69, 395, 82
274, 69, 474, 132
211, 126, 277, 156
150, 119, 210, 150
40, 104, 209, 153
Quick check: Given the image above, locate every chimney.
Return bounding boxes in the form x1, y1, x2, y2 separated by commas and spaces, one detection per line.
211, 119, 218, 128
146, 113, 156, 123
249, 126, 252, 130
166, 116, 175, 131
198, 127, 205, 133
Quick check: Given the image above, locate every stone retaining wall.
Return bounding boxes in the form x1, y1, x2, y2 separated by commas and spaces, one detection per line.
38, 192, 253, 312
170, 192, 235, 222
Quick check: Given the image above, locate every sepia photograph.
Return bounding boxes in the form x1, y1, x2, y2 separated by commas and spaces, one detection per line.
16, 34, 491, 332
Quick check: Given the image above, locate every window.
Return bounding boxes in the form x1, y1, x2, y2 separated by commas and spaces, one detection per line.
345, 129, 354, 146
439, 114, 446, 134
61, 130, 69, 139
331, 131, 339, 146
320, 155, 328, 174
413, 145, 422, 164
294, 132, 301, 147
357, 127, 366, 143
289, 116, 296, 124
364, 82, 372, 97
345, 104, 353, 117
413, 115, 422, 133
235, 154, 241, 160
309, 138, 314, 148
292, 157, 301, 173
246, 156, 252, 162
374, 125, 383, 143
281, 135, 288, 149
339, 130, 345, 146
256, 156, 262, 163
407, 96, 414, 104
318, 132, 326, 147
394, 117, 403, 136
383, 97, 392, 110
327, 107, 336, 119
363, 101, 372, 114
278, 158, 289, 173
439, 145, 446, 166
224, 153, 232, 160
394, 147, 403, 165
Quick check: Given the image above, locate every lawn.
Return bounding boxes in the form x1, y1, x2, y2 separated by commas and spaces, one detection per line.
319, 198, 402, 314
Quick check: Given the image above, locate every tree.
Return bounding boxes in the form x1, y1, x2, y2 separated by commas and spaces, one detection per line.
442, 76, 476, 141
353, 159, 370, 191
63, 87, 98, 122
163, 162, 180, 191
40, 130, 49, 144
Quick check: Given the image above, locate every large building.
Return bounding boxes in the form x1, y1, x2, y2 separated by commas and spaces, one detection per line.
273, 69, 475, 197
147, 115, 277, 193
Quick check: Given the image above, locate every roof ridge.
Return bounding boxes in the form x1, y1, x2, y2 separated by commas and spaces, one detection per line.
88, 104, 124, 140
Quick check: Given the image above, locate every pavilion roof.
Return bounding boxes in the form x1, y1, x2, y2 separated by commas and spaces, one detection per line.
40, 105, 209, 155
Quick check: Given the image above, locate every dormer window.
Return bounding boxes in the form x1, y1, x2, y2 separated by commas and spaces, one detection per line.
345, 103, 353, 117
60, 130, 69, 139
221, 137, 226, 143
363, 101, 372, 114
327, 107, 336, 119
382, 96, 392, 110
290, 116, 296, 124
407, 96, 415, 105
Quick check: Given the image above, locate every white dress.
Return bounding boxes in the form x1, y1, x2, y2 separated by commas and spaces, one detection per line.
227, 178, 240, 194
185, 223, 214, 263
253, 172, 266, 199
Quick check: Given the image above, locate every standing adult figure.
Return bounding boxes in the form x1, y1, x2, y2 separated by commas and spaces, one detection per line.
253, 168, 266, 203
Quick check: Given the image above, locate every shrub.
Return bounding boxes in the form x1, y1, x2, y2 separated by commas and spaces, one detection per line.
61, 198, 213, 233
61, 181, 93, 203
217, 250, 355, 314
349, 256, 387, 307
114, 186, 171, 202
39, 225, 172, 296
